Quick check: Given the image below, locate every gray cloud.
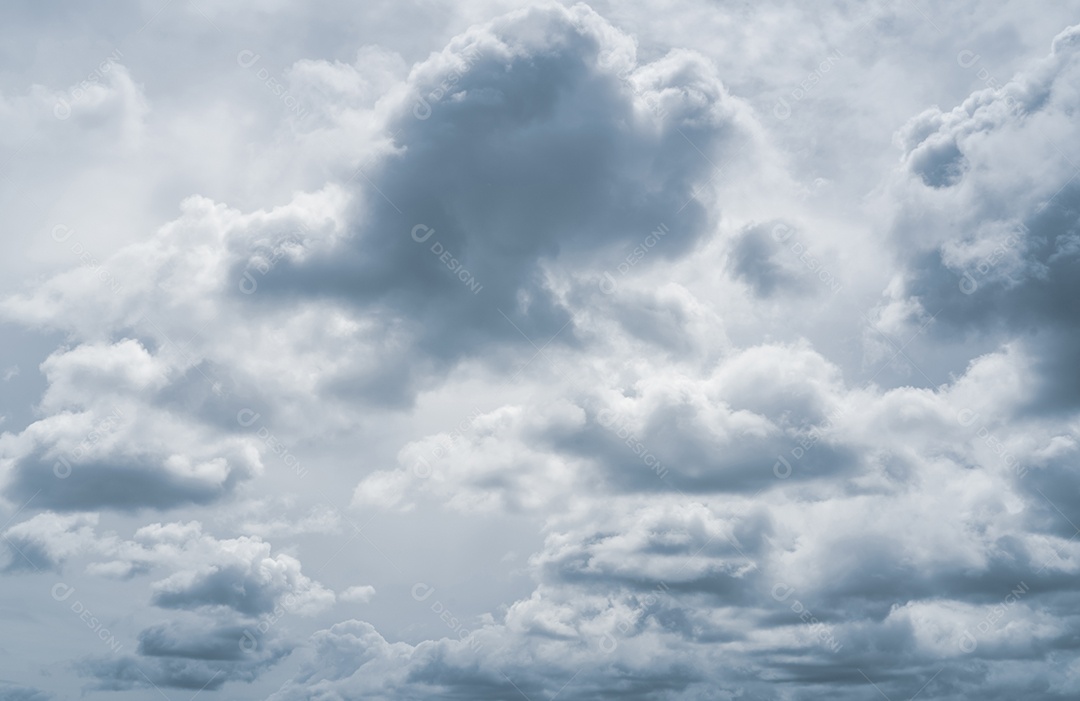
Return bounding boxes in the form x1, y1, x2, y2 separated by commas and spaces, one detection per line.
136, 622, 281, 662
728, 221, 816, 298
241, 4, 752, 400
5, 451, 245, 513
4, 2, 1080, 700
78, 633, 289, 691
886, 24, 1080, 414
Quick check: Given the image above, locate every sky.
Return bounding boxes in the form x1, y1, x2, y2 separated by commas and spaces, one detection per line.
1, 1, 1080, 699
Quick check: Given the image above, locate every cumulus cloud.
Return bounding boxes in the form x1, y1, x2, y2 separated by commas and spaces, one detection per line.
78, 629, 290, 691
149, 536, 334, 616
0, 512, 98, 573
356, 341, 858, 512
271, 479, 1080, 700
881, 23, 1080, 414
246, 3, 759, 384
21, 517, 336, 690
2, 1, 761, 519
3, 2, 1080, 700
339, 584, 376, 603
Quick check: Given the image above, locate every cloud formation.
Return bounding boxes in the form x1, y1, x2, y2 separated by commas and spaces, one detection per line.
2, 2, 1080, 700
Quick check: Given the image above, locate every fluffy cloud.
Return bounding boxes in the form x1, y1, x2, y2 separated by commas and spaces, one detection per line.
1, 512, 98, 573
148, 535, 334, 617
272, 478, 1080, 700
882, 23, 1080, 413
0, 513, 333, 690
356, 341, 856, 512
339, 584, 377, 603
245, 3, 760, 380
3, 2, 1080, 700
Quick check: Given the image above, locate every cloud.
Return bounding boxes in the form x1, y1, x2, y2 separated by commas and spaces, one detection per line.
0, 0, 762, 523
18, 518, 336, 691
276, 327, 1080, 700
1, 512, 98, 573
269, 484, 1080, 700
727, 221, 817, 298
136, 621, 276, 661
245, 3, 759, 391
0, 337, 265, 512
340, 585, 377, 604
4, 2, 1080, 700
356, 341, 858, 512
354, 399, 592, 513
881, 22, 1080, 414
149, 541, 334, 616
1, 514, 336, 624
78, 627, 290, 691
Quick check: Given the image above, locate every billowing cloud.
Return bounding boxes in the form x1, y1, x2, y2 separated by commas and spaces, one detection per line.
881, 23, 1080, 413
1, 512, 97, 573
246, 3, 759, 381
3, 2, 1080, 700
149, 535, 334, 616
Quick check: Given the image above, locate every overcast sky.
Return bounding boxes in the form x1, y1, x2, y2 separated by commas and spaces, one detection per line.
2, 1, 1080, 699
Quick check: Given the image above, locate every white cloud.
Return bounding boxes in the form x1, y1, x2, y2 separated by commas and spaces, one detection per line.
340, 584, 377, 603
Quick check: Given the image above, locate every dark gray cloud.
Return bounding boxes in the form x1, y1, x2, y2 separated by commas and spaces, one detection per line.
241, 3, 750, 400
137, 622, 274, 661
5, 450, 247, 512
79, 627, 289, 691
151, 563, 282, 616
